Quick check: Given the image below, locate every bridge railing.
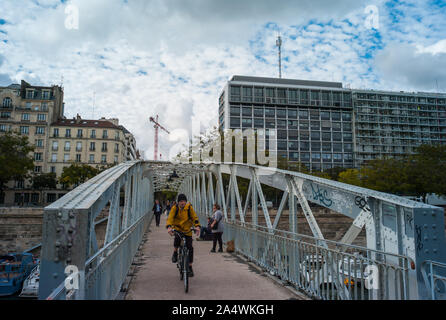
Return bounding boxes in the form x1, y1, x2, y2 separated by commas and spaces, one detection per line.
222, 220, 413, 300
421, 260, 446, 300
39, 161, 154, 300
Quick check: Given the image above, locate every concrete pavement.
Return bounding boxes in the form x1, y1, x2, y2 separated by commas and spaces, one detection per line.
125, 214, 306, 300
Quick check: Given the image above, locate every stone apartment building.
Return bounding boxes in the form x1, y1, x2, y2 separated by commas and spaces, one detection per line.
0, 80, 139, 206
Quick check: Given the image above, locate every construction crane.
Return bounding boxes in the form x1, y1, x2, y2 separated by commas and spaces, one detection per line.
149, 115, 170, 161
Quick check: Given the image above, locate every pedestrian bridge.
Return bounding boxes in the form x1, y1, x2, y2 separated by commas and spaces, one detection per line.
38, 161, 446, 300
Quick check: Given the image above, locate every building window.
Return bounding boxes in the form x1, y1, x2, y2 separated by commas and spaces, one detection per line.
320, 111, 330, 120
22, 113, 30, 121
37, 114, 46, 121
51, 153, 57, 162
277, 109, 286, 118
75, 154, 81, 162
333, 143, 342, 152
64, 141, 70, 151
242, 119, 252, 128
115, 131, 120, 140
77, 129, 83, 138
342, 113, 352, 121
1, 111, 11, 119
114, 155, 118, 163
343, 133, 353, 141
89, 154, 95, 163
299, 110, 309, 119
26, 90, 34, 99
288, 109, 297, 118
332, 132, 342, 141
91, 129, 96, 138
90, 142, 95, 151
64, 154, 70, 162
311, 131, 320, 140
312, 153, 321, 161
34, 166, 42, 173
102, 142, 108, 152
34, 153, 43, 161
230, 117, 240, 127
41, 102, 48, 111
20, 126, 29, 134
103, 130, 108, 139
36, 127, 45, 135
76, 142, 82, 151
254, 108, 264, 117
53, 128, 59, 137
42, 90, 50, 99
115, 143, 119, 153
47, 193, 56, 203
52, 141, 58, 151
50, 166, 56, 173
265, 108, 275, 117
101, 155, 107, 163
333, 154, 343, 162
65, 129, 71, 137
16, 180, 25, 189
2, 97, 12, 107
254, 118, 264, 128
322, 153, 332, 161
35, 139, 44, 148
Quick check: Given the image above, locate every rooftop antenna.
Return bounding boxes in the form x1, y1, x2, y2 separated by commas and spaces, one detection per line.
276, 32, 282, 79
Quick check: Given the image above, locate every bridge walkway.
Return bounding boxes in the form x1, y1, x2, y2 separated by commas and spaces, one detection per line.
125, 214, 307, 300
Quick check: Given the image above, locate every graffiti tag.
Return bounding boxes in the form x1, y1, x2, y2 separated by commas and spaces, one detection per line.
310, 184, 333, 207
355, 196, 371, 212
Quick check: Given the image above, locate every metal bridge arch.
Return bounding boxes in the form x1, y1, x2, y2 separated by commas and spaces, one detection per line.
39, 161, 446, 300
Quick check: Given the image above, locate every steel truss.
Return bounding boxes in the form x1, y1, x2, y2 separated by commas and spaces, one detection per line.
40, 161, 446, 300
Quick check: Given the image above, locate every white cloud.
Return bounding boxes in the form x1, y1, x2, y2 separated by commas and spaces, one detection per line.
0, 0, 445, 160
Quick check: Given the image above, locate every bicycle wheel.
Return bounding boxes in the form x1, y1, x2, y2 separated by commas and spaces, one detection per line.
184, 248, 189, 293
178, 247, 184, 280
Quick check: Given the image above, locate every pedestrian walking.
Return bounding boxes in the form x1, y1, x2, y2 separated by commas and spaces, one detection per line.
165, 200, 171, 216
153, 199, 163, 227
210, 204, 224, 253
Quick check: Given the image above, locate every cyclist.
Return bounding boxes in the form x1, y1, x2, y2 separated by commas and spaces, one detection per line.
166, 194, 200, 277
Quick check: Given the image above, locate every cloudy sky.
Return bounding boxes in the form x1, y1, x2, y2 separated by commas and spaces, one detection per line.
0, 0, 445, 160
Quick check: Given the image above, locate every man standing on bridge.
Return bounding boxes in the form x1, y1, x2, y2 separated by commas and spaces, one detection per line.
166, 194, 201, 277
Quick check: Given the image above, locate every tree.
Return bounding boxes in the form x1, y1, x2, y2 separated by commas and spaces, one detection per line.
59, 164, 100, 188
406, 144, 446, 202
32, 172, 57, 204
0, 132, 35, 196
359, 158, 413, 194
338, 168, 362, 187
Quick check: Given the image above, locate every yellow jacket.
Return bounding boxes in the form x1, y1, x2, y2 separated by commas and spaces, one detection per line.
166, 203, 200, 236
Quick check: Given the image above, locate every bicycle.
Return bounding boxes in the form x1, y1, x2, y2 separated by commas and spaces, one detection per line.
171, 228, 193, 293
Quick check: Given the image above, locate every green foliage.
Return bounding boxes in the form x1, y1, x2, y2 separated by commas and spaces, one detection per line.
33, 172, 57, 190
406, 144, 446, 200
337, 145, 446, 201
0, 132, 35, 192
338, 169, 362, 186
59, 164, 100, 188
